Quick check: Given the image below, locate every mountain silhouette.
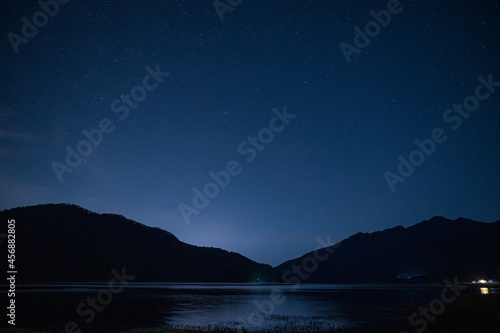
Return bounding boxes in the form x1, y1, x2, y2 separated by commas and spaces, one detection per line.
275, 216, 500, 283
0, 204, 276, 282
2, 204, 498, 284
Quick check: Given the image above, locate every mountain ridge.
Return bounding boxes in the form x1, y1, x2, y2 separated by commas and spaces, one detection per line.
1, 204, 499, 284
0, 203, 276, 283
275, 216, 500, 283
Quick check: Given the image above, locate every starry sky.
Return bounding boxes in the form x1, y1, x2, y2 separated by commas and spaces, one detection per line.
0, 0, 499, 266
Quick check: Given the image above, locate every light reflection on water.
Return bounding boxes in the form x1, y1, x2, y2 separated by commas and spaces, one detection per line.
163, 291, 350, 329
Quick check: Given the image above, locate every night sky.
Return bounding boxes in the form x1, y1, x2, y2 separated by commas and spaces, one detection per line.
0, 0, 499, 266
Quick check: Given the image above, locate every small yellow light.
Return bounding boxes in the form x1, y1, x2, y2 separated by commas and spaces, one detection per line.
481, 288, 489, 295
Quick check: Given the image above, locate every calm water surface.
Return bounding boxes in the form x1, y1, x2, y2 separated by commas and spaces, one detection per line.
5, 283, 499, 332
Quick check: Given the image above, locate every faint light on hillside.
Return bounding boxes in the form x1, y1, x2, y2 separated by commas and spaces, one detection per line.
478, 279, 487, 284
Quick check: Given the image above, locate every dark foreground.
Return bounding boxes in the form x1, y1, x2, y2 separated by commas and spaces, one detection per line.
3, 285, 500, 333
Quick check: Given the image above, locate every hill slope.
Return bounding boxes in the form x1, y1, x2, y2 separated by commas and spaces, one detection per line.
275, 216, 500, 283
0, 204, 276, 282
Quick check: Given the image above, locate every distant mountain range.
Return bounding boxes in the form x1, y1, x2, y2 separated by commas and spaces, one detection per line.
275, 216, 500, 283
1, 204, 499, 283
0, 204, 276, 283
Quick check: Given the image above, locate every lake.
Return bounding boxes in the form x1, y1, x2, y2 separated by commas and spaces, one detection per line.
5, 283, 500, 333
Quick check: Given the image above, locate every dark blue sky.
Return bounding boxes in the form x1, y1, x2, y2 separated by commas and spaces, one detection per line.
1, 0, 499, 266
